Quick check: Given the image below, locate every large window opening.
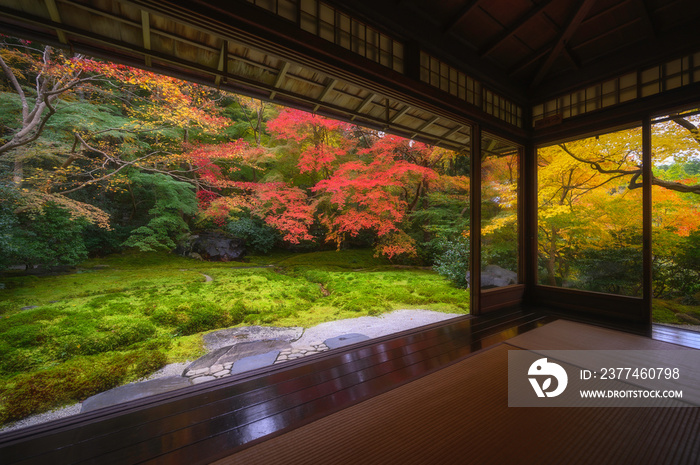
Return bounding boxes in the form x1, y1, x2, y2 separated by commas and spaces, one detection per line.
651, 111, 700, 331
0, 36, 472, 432
537, 127, 644, 297
480, 134, 520, 289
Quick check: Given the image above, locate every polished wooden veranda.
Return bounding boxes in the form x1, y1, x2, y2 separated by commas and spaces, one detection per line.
1, 309, 699, 464
222, 319, 700, 465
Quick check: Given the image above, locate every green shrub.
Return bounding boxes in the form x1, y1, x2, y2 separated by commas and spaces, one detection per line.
227, 216, 279, 254
122, 173, 197, 252
434, 236, 470, 288
5, 203, 89, 269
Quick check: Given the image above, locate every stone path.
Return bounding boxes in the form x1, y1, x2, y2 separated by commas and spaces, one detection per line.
81, 328, 366, 412
184, 342, 332, 384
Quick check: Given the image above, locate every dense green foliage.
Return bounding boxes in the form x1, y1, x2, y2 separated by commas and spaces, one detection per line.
226, 215, 279, 254
122, 172, 198, 251
5, 202, 89, 268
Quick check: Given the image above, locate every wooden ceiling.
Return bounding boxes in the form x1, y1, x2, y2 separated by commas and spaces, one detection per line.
329, 0, 700, 100
0, 0, 699, 145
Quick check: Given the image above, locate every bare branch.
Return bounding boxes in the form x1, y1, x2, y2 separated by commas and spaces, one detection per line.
0, 51, 29, 120
559, 143, 700, 195
558, 143, 639, 176
671, 115, 700, 145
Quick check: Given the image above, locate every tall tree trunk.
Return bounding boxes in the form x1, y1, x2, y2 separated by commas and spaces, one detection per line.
546, 226, 558, 286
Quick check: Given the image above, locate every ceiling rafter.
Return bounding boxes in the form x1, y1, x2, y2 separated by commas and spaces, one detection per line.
44, 0, 67, 44
312, 78, 337, 112
269, 61, 290, 100
442, 0, 481, 34
350, 92, 376, 120
561, 46, 580, 70
442, 124, 463, 139
480, 0, 555, 57
389, 104, 410, 124
214, 40, 227, 86
141, 10, 152, 67
411, 115, 439, 138
530, 0, 597, 88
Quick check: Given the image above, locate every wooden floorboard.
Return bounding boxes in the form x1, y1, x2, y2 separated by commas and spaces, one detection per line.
0, 309, 550, 465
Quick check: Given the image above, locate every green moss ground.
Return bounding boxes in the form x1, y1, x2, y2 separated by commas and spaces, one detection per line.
0, 249, 468, 424
652, 299, 700, 325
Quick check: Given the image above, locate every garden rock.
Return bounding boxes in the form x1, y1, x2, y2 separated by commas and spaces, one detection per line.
324, 333, 370, 349
81, 376, 191, 413
176, 231, 246, 261
230, 350, 281, 374
467, 264, 517, 288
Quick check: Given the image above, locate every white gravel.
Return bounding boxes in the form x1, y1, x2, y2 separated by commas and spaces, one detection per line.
0, 309, 463, 434
0, 403, 83, 434
292, 309, 462, 347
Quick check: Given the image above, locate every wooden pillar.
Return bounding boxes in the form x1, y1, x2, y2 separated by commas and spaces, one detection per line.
522, 140, 537, 305
642, 116, 652, 324
470, 124, 481, 315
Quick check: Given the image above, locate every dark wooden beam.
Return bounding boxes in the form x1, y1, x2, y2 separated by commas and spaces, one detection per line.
635, 0, 657, 41
508, 41, 552, 78
530, 23, 700, 100
442, 0, 481, 35
561, 45, 581, 70
480, 0, 555, 57
320, 0, 528, 100
530, 0, 597, 88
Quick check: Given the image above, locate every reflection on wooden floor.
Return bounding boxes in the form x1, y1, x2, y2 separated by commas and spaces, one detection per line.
1, 309, 698, 464
652, 324, 700, 350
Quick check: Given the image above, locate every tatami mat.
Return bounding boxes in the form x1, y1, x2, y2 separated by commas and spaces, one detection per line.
216, 321, 700, 465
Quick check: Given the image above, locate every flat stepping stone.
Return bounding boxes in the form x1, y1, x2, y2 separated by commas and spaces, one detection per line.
230, 350, 280, 375
184, 346, 232, 373
184, 340, 291, 374
203, 325, 303, 352
217, 340, 291, 365
324, 333, 370, 349
81, 376, 191, 413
